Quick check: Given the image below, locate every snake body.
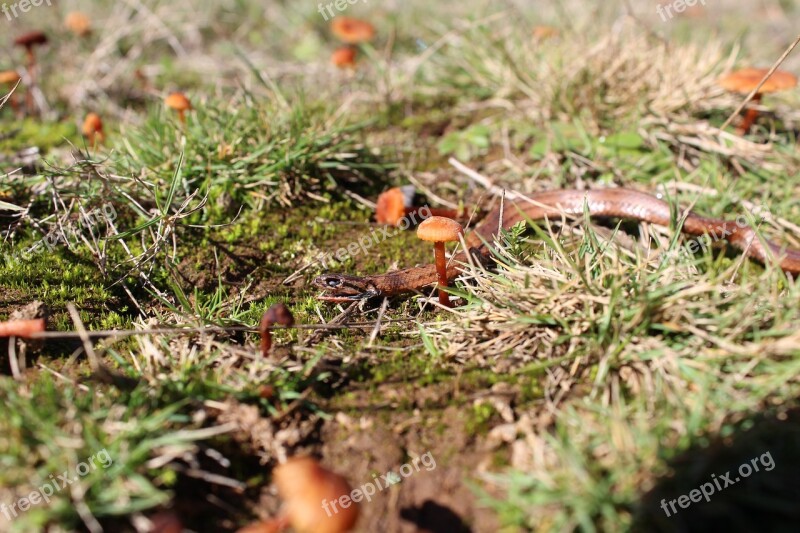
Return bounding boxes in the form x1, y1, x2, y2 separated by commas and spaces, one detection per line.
313, 189, 800, 301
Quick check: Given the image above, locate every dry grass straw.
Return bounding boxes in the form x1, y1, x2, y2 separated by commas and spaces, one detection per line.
427, 217, 800, 402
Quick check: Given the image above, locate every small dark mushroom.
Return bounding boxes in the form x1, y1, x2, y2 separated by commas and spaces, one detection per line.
14, 30, 48, 67
259, 303, 295, 357
13, 31, 47, 114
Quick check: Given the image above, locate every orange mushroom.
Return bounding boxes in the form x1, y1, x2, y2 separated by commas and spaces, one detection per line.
718, 68, 797, 134
330, 17, 375, 44
0, 318, 45, 338
82, 113, 104, 146
0, 70, 20, 86
65, 12, 92, 37
274, 456, 358, 533
165, 92, 192, 124
532, 25, 559, 41
417, 216, 464, 307
0, 70, 21, 115
375, 186, 413, 226
331, 46, 357, 69
237, 456, 357, 533
375, 186, 461, 227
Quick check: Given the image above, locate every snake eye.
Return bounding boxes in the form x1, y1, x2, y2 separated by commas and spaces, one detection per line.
326, 278, 341, 287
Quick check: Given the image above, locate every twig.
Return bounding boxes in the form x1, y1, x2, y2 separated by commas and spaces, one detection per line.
448, 157, 523, 200
406, 173, 460, 209
343, 189, 376, 209
66, 303, 100, 371
368, 298, 390, 347
304, 301, 360, 346
171, 465, 247, 491
7, 337, 21, 380
27, 318, 418, 341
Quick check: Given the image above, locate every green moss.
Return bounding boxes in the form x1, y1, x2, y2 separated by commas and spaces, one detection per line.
0, 119, 78, 153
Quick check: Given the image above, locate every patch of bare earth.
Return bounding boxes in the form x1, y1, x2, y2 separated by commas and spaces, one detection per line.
318, 385, 505, 533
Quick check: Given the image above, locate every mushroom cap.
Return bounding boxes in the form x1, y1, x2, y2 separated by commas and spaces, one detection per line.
273, 456, 359, 533
165, 92, 192, 112
532, 25, 559, 40
718, 68, 798, 94
65, 12, 92, 37
0, 70, 20, 84
264, 302, 294, 327
330, 17, 376, 44
375, 187, 411, 226
82, 113, 103, 136
14, 31, 48, 48
417, 216, 463, 243
331, 46, 357, 68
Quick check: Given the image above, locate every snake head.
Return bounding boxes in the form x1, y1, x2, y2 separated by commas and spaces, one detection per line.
313, 274, 381, 302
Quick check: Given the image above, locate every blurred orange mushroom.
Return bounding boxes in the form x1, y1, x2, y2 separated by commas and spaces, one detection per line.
65, 12, 92, 37
0, 70, 20, 87
82, 112, 104, 146
274, 456, 359, 533
0, 318, 45, 339
375, 186, 462, 227
13, 31, 47, 114
331, 46, 357, 69
330, 17, 375, 44
165, 92, 192, 124
0, 70, 21, 115
237, 456, 358, 533
718, 67, 797, 134
532, 25, 559, 41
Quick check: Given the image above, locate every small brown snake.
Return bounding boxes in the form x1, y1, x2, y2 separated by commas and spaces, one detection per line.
313, 188, 800, 302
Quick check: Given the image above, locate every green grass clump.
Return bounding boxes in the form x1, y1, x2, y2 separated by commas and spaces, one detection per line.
114, 96, 395, 223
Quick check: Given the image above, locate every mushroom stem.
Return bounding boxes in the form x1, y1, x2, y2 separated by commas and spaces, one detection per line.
24, 49, 36, 116
24, 78, 34, 116
738, 93, 762, 134
432, 241, 450, 307
417, 216, 463, 308
177, 109, 186, 124
24, 48, 35, 70
259, 303, 295, 357
259, 314, 274, 357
